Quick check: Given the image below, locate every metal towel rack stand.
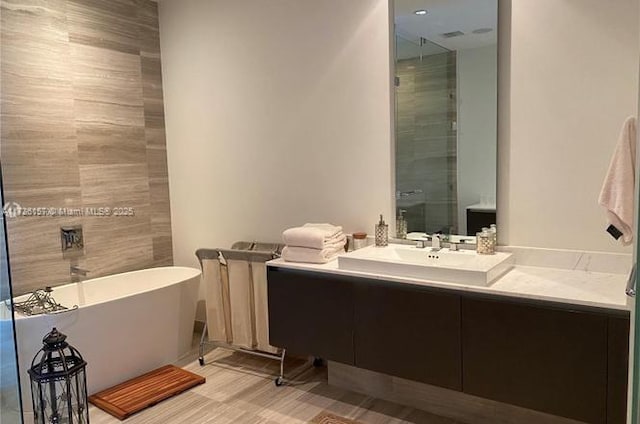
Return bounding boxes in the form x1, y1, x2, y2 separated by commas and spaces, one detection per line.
195, 243, 288, 386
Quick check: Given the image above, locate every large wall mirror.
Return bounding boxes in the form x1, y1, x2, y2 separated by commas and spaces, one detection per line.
394, 0, 498, 238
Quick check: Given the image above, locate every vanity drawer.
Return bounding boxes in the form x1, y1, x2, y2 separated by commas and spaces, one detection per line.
267, 268, 355, 365
354, 281, 462, 391
461, 297, 609, 424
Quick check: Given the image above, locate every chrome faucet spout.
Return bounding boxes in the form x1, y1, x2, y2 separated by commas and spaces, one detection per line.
70, 265, 89, 283
70, 266, 89, 276
431, 234, 441, 250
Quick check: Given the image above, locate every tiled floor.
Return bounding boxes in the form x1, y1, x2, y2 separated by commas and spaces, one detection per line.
90, 343, 461, 424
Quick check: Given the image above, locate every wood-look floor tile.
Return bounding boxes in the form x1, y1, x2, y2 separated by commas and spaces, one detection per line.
89, 391, 221, 424
90, 347, 461, 424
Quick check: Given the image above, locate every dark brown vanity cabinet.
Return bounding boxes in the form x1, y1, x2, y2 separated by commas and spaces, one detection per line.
462, 297, 629, 424
353, 281, 462, 390
267, 268, 355, 364
267, 267, 629, 424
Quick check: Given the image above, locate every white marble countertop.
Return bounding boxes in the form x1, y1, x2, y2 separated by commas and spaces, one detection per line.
267, 255, 631, 312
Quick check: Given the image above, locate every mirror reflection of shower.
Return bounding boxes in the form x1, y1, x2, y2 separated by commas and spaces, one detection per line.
394, 0, 498, 237
395, 30, 458, 235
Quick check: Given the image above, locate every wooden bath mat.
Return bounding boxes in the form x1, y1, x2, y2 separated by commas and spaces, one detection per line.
88, 365, 205, 420
310, 412, 363, 424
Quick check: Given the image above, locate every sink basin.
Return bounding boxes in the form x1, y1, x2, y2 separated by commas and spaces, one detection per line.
338, 244, 513, 286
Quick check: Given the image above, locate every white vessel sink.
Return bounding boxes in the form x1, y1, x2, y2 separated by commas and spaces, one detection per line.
338, 244, 513, 286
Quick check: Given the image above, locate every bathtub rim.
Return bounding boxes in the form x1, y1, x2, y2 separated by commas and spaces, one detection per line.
11, 266, 201, 320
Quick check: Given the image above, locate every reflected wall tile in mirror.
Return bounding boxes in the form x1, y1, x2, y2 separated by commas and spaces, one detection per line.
413, 136, 457, 159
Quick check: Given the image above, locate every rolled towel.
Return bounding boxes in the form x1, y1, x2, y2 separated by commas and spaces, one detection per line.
282, 246, 343, 264
283, 223, 345, 250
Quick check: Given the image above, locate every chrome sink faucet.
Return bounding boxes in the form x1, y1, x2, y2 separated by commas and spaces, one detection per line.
431, 234, 441, 251
415, 234, 442, 251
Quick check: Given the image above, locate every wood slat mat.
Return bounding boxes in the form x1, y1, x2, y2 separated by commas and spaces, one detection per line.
89, 365, 205, 420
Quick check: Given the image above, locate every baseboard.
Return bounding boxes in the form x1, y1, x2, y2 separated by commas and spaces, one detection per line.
327, 362, 584, 424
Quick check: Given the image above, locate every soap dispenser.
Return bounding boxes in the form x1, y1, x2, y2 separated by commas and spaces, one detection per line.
375, 214, 389, 247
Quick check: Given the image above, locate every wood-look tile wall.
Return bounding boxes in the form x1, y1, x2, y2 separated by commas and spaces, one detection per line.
1, 0, 172, 295
396, 52, 458, 234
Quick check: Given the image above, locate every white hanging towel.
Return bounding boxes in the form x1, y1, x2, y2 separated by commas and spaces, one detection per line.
598, 116, 637, 245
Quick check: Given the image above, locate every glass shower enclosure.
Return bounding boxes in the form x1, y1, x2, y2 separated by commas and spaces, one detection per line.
0, 169, 23, 423
394, 33, 458, 235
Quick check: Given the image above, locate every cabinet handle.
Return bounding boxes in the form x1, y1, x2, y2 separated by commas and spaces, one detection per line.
626, 264, 636, 297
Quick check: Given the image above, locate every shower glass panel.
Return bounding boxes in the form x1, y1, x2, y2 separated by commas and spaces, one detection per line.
0, 174, 23, 423
395, 33, 458, 234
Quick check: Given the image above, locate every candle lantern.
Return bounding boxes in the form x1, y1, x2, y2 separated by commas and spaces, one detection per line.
28, 328, 89, 424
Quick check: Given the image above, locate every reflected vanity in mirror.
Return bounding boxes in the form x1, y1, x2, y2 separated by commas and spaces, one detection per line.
393, 0, 498, 241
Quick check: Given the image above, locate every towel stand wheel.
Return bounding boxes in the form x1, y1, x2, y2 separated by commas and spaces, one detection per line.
199, 322, 287, 386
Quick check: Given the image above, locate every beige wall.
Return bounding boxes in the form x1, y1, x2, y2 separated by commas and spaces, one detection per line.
158, 0, 394, 269
1, 0, 172, 295
498, 0, 639, 252
159, 0, 639, 269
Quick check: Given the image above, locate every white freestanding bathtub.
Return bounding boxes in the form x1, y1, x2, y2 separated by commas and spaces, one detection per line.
9, 266, 201, 422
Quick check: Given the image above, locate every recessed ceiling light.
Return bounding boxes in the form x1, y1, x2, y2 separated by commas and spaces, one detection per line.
472, 28, 493, 34
414, 9, 428, 15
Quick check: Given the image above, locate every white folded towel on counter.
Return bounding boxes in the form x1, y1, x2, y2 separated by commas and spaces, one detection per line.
282, 246, 342, 264
303, 223, 343, 234
599, 116, 637, 245
282, 223, 345, 250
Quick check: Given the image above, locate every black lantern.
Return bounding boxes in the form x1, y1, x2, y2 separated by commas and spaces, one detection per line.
28, 328, 89, 424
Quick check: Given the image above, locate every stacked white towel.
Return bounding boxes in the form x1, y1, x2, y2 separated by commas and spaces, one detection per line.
282, 223, 346, 264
